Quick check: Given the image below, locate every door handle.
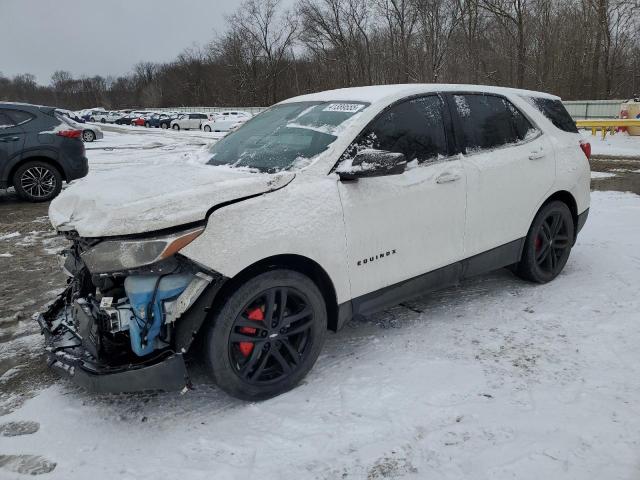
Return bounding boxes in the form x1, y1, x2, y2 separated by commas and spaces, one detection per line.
529, 149, 545, 160
0, 136, 20, 143
436, 172, 461, 184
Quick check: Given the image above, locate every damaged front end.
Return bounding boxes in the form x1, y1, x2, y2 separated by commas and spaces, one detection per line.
37, 227, 225, 393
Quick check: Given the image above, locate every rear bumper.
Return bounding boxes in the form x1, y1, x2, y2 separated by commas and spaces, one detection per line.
37, 294, 189, 394
65, 156, 89, 181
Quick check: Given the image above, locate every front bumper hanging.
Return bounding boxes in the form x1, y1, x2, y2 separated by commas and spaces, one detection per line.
37, 292, 189, 394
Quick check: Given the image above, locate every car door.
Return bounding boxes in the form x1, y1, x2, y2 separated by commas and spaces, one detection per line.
336, 95, 467, 306
449, 93, 555, 257
0, 109, 26, 175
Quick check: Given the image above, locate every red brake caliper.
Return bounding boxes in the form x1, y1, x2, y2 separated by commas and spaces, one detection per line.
535, 235, 542, 251
239, 307, 264, 357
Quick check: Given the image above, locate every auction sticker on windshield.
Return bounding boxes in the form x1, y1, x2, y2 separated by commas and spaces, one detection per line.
323, 103, 365, 113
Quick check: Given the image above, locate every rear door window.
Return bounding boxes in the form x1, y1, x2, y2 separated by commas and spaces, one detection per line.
526, 97, 578, 133
452, 94, 522, 152
345, 95, 449, 164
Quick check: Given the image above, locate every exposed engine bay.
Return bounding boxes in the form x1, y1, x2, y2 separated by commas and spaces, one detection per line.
37, 231, 225, 393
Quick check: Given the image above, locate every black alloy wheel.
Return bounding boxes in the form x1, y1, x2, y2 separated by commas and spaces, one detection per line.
205, 270, 327, 400
229, 287, 315, 384
534, 211, 571, 275
13, 161, 62, 202
514, 201, 575, 283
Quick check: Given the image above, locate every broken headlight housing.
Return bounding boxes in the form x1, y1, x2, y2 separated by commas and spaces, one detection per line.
81, 226, 204, 274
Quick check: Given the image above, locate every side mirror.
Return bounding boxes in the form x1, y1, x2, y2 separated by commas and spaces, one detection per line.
337, 149, 407, 181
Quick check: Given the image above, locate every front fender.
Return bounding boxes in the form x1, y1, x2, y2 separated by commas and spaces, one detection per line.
180, 175, 351, 304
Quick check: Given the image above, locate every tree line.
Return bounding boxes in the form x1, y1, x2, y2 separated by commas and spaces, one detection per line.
1, 0, 638, 110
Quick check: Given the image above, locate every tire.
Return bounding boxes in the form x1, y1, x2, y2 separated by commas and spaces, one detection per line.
204, 125, 211, 132
514, 201, 575, 283
145, 122, 150, 128
100, 118, 106, 124
172, 124, 180, 130
161, 123, 168, 129
205, 270, 327, 401
13, 161, 62, 202
90, 117, 96, 122
82, 130, 95, 142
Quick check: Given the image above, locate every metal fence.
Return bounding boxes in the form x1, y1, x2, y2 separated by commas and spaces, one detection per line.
562, 100, 624, 119
147, 100, 624, 120
149, 106, 268, 115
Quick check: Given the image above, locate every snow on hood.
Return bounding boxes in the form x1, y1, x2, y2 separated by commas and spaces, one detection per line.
49, 164, 295, 237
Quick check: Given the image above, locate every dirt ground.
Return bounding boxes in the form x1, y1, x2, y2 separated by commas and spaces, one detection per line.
0, 158, 639, 412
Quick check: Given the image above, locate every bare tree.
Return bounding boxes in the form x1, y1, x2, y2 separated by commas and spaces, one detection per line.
228, 0, 297, 104
480, 0, 530, 87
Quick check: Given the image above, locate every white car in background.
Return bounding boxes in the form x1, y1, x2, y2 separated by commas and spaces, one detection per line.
91, 111, 121, 123
170, 112, 209, 130
55, 109, 104, 142
202, 111, 252, 132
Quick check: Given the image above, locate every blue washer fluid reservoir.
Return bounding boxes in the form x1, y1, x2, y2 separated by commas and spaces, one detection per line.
124, 274, 193, 357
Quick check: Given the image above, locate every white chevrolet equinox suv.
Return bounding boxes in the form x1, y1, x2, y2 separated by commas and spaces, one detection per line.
40, 84, 590, 400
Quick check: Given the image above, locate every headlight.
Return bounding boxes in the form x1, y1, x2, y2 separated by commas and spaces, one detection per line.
81, 226, 204, 273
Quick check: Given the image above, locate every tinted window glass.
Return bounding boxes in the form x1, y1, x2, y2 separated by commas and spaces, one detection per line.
527, 97, 578, 133
7, 110, 34, 126
453, 94, 521, 152
0, 111, 16, 129
504, 101, 536, 140
344, 96, 448, 164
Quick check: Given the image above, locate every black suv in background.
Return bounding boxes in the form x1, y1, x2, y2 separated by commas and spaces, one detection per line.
0, 102, 88, 202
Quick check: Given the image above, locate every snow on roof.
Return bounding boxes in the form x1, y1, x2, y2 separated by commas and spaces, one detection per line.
280, 84, 560, 107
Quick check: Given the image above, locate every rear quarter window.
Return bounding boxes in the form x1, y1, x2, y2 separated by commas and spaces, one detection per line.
6, 109, 34, 127
525, 97, 578, 133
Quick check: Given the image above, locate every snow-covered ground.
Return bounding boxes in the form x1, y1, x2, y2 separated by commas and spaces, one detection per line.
581, 130, 640, 158
1, 128, 639, 479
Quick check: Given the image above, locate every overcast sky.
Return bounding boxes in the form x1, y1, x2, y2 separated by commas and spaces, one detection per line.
0, 0, 259, 84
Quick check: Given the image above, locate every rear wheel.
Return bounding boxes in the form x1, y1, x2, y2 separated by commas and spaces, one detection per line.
204, 125, 211, 132
100, 118, 106, 123
161, 123, 168, 129
172, 124, 180, 130
514, 201, 575, 283
13, 161, 62, 202
145, 122, 150, 128
205, 270, 327, 400
82, 130, 95, 142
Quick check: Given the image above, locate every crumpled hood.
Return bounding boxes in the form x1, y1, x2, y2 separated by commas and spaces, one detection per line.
49, 163, 294, 237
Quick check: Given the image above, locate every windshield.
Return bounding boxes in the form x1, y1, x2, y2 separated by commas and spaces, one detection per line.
207, 101, 368, 172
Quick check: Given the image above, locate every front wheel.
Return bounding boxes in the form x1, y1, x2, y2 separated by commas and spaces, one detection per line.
514, 201, 575, 283
145, 122, 150, 128
204, 125, 211, 132
161, 123, 168, 129
172, 124, 180, 130
205, 270, 327, 401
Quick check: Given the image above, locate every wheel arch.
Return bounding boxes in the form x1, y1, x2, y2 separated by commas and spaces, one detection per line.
538, 190, 578, 239
7, 156, 66, 187
213, 254, 340, 332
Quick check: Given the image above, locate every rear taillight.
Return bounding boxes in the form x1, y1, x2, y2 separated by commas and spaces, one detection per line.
579, 140, 591, 160
56, 129, 82, 139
